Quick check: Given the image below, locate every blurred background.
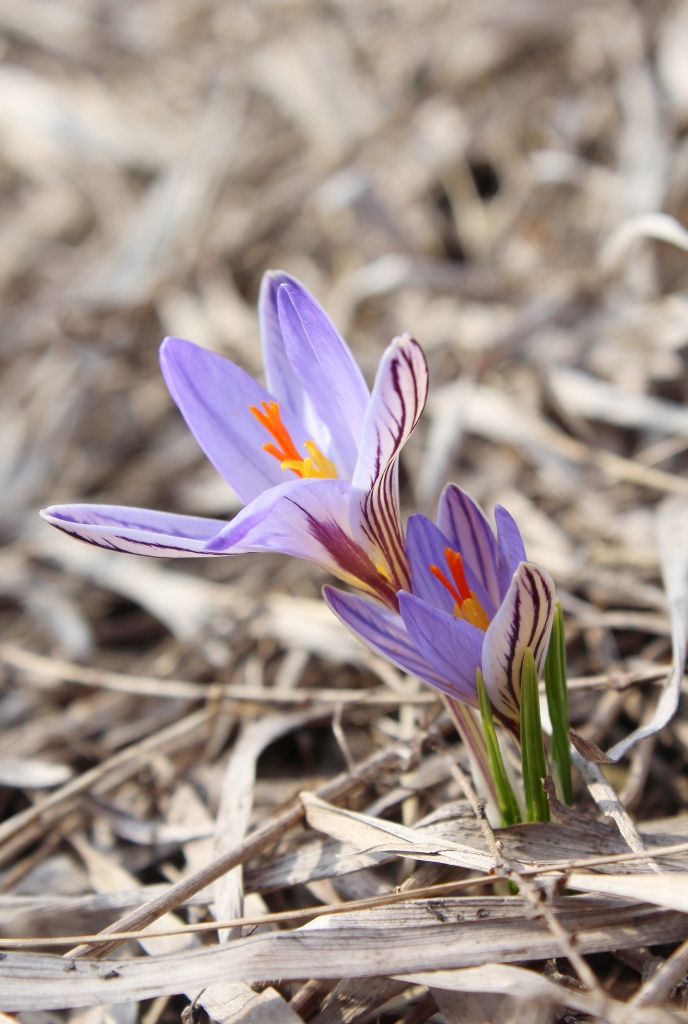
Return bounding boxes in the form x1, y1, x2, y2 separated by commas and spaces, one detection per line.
4, 0, 688, 873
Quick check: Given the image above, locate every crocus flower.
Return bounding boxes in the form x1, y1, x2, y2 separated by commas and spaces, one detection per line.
324, 483, 555, 732
41, 273, 427, 609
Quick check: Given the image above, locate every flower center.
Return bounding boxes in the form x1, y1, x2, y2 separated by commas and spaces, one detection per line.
429, 547, 490, 631
250, 401, 337, 480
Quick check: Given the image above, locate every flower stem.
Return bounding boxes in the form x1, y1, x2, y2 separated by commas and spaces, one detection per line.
520, 647, 550, 822
476, 670, 521, 826
544, 600, 573, 805
442, 696, 498, 814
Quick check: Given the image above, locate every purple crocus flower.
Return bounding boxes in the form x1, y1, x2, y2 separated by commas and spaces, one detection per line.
324, 483, 556, 732
41, 273, 428, 609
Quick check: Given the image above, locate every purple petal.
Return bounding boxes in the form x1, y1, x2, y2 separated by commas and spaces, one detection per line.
40, 504, 227, 557
159, 337, 312, 505
350, 335, 428, 592
406, 513, 495, 619
436, 484, 501, 612
494, 505, 528, 599
406, 514, 456, 614
323, 585, 456, 694
398, 592, 482, 705
482, 562, 555, 725
205, 478, 397, 606
259, 271, 307, 421
277, 280, 369, 475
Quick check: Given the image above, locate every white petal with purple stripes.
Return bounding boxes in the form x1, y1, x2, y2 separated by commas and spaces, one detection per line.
40, 504, 228, 558
481, 561, 556, 724
349, 335, 428, 592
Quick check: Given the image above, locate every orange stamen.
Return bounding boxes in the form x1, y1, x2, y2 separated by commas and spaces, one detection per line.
429, 547, 491, 631
429, 564, 462, 605
250, 401, 303, 475
250, 400, 337, 480
444, 548, 471, 603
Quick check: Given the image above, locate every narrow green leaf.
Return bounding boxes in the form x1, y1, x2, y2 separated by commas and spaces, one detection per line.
476, 669, 521, 827
544, 600, 573, 805
520, 647, 550, 822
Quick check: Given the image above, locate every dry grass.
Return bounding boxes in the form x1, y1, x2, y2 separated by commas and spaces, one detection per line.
3, 0, 688, 1020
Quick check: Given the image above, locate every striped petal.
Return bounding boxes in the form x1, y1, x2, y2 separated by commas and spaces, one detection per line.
323, 586, 455, 693
40, 504, 227, 557
481, 562, 555, 725
436, 484, 500, 613
398, 592, 482, 705
159, 336, 311, 505
205, 478, 398, 607
349, 335, 428, 593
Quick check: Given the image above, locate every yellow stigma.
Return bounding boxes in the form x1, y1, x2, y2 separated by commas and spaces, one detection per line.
250, 402, 337, 480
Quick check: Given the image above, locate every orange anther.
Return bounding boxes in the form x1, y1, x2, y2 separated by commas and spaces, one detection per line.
444, 548, 472, 603
429, 547, 490, 631
250, 401, 303, 474
429, 564, 462, 605
250, 400, 337, 480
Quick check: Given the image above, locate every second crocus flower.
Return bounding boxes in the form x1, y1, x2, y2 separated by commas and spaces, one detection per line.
324, 483, 556, 734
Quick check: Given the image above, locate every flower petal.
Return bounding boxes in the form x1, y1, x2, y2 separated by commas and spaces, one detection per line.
323, 585, 454, 693
350, 335, 428, 592
259, 271, 307, 421
494, 504, 528, 599
40, 504, 227, 557
405, 513, 495, 618
406, 514, 456, 614
436, 484, 500, 613
159, 337, 311, 505
277, 279, 369, 475
398, 592, 482, 705
482, 562, 555, 725
205, 478, 398, 606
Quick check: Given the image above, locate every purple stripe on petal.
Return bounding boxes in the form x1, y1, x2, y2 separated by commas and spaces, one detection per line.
406, 513, 495, 618
160, 337, 312, 505
277, 281, 368, 475
350, 335, 428, 592
205, 478, 397, 607
323, 586, 454, 694
40, 504, 227, 558
398, 592, 482, 705
482, 561, 555, 725
494, 505, 528, 600
436, 484, 500, 613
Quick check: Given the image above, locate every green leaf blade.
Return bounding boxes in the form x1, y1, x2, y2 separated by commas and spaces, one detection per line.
544, 600, 572, 805
476, 669, 521, 827
520, 647, 550, 822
